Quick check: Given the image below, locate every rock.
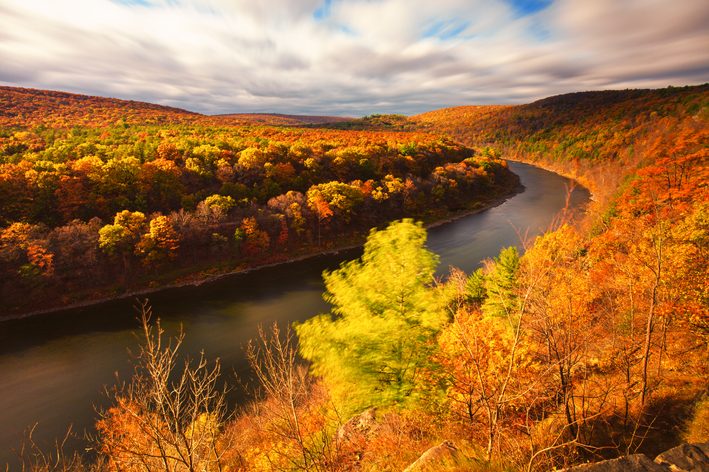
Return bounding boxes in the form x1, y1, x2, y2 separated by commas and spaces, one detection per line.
654, 443, 709, 471
403, 441, 469, 472
336, 407, 378, 443
563, 454, 666, 471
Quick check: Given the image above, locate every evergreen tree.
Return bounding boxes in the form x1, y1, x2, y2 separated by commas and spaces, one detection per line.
481, 246, 520, 319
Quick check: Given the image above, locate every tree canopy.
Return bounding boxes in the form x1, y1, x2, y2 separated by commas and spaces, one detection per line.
296, 219, 450, 411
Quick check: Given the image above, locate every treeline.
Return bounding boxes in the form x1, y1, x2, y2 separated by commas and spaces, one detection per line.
311, 113, 419, 131
0, 86, 350, 129
0, 121, 517, 314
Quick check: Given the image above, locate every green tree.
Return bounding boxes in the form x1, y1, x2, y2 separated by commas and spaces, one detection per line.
296, 219, 449, 412
202, 194, 236, 214
98, 210, 146, 256
481, 246, 520, 319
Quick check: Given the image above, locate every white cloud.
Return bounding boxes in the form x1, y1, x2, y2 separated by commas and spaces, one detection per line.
0, 0, 706, 115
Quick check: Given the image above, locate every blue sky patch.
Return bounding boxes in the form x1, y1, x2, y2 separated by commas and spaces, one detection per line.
314, 0, 333, 20
423, 19, 470, 40
507, 0, 553, 16
112, 0, 154, 6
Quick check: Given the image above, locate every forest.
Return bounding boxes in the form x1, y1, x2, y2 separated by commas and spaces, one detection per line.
0, 87, 518, 316
4, 84, 709, 471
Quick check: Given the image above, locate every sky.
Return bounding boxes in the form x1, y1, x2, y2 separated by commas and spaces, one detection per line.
1, 0, 708, 116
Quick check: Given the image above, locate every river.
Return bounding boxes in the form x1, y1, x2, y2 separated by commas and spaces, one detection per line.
0, 161, 589, 465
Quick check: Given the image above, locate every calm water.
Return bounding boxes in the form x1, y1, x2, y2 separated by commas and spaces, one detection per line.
0, 162, 589, 464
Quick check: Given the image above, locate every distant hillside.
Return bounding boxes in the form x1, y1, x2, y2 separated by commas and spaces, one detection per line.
413, 84, 709, 197
0, 86, 200, 127
200, 113, 352, 126
0, 86, 353, 128
414, 85, 707, 145
0, 83, 520, 317
311, 113, 420, 131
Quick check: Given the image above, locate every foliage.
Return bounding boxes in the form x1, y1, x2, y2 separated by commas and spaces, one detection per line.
96, 302, 230, 472
135, 215, 180, 266
240, 324, 339, 471
5, 84, 708, 471
684, 397, 709, 443
480, 246, 520, 319
297, 219, 450, 411
0, 86, 516, 314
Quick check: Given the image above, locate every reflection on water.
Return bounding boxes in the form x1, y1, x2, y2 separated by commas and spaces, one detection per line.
0, 162, 589, 463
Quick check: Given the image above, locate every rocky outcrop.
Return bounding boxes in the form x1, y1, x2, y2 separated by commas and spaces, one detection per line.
654, 443, 709, 472
402, 441, 469, 472
562, 443, 709, 472
336, 407, 379, 443
564, 454, 666, 471
400, 442, 709, 471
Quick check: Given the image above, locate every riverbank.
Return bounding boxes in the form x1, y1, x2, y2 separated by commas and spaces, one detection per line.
0, 180, 524, 322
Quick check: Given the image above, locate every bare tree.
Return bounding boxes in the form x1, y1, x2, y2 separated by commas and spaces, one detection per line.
10, 424, 101, 472
245, 323, 339, 472
96, 300, 231, 472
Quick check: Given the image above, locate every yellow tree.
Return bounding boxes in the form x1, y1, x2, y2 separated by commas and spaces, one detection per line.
522, 226, 609, 468
136, 215, 180, 267
437, 246, 547, 462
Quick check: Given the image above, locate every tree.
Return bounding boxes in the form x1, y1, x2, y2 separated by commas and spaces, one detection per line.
240, 217, 271, 258
296, 219, 449, 412
481, 246, 520, 319
0, 222, 55, 280
139, 158, 183, 212
197, 194, 236, 224
437, 246, 545, 463
306, 181, 364, 225
201, 194, 236, 214
308, 193, 332, 247
522, 226, 608, 467
242, 324, 337, 471
98, 210, 146, 256
48, 218, 101, 280
136, 215, 180, 267
96, 302, 230, 472
268, 191, 308, 236
237, 147, 267, 171
98, 210, 147, 278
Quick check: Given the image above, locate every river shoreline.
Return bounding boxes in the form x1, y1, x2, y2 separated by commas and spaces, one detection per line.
0, 181, 524, 323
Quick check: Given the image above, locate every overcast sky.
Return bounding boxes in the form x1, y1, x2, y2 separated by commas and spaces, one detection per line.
1, 0, 707, 116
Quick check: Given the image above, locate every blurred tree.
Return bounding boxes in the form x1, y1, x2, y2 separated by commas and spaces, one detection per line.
297, 219, 448, 411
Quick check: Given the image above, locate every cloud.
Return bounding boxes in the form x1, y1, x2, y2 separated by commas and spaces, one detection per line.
0, 0, 707, 115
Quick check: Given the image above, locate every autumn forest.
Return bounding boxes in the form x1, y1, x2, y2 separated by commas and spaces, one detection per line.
1, 82, 707, 472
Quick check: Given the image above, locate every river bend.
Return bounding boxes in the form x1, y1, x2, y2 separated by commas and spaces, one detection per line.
0, 161, 590, 463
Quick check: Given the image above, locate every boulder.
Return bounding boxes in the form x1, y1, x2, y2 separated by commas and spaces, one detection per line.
654, 443, 709, 472
336, 407, 378, 443
563, 454, 666, 471
402, 441, 469, 472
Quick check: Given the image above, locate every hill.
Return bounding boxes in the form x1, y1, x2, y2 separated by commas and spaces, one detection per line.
413, 84, 708, 198
0, 86, 200, 127
0, 86, 355, 128
311, 113, 420, 131
201, 113, 353, 126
